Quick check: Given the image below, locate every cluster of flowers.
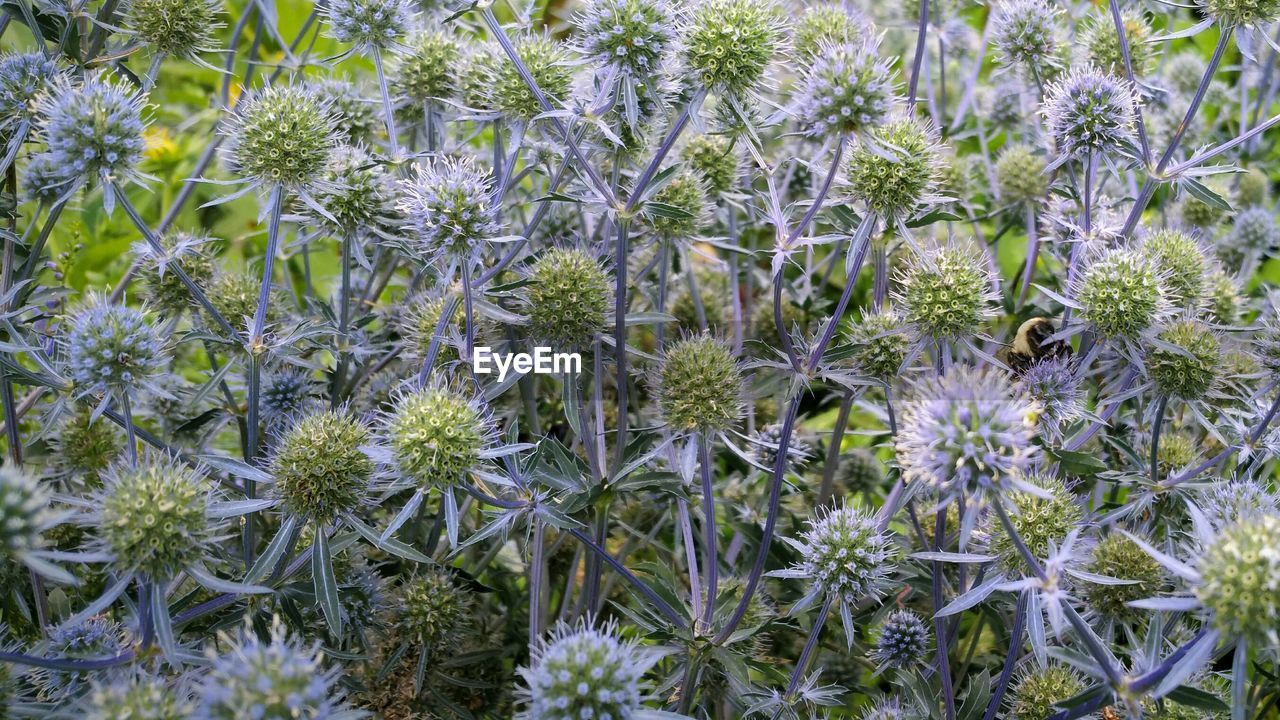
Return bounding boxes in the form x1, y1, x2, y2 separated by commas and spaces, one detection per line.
1, 0, 1280, 715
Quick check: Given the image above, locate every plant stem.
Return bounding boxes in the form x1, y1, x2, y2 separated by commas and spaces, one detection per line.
785, 594, 833, 696
372, 52, 400, 158
698, 433, 718, 630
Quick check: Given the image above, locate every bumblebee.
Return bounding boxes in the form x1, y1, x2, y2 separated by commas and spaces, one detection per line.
998, 316, 1072, 375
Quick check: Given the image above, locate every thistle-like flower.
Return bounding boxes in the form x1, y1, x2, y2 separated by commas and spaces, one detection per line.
386, 383, 495, 492
1007, 664, 1086, 720
33, 618, 128, 700
64, 298, 169, 399
792, 4, 866, 62
655, 334, 744, 434
1080, 10, 1154, 76
396, 156, 501, 265
983, 474, 1083, 571
1222, 206, 1278, 275
990, 0, 1062, 72
21, 152, 74, 205
895, 365, 1042, 503
260, 366, 318, 427
794, 39, 897, 139
0, 52, 63, 132
391, 30, 460, 116
223, 85, 341, 190
680, 134, 741, 195
576, 0, 678, 77
1146, 319, 1221, 402
125, 0, 223, 59
324, 0, 414, 52
1082, 532, 1165, 625
84, 673, 192, 720
643, 171, 712, 239
894, 239, 999, 344
682, 0, 785, 96
517, 621, 661, 720
36, 74, 149, 204
270, 410, 374, 525
995, 142, 1048, 204
195, 621, 356, 719
1141, 229, 1210, 309
1195, 514, 1280, 649
94, 455, 217, 580
310, 144, 396, 237
869, 610, 929, 671
398, 570, 473, 653
845, 117, 943, 220
844, 311, 910, 381
1017, 356, 1084, 440
1199, 479, 1280, 531
489, 36, 573, 121
1198, 0, 1280, 26
525, 248, 612, 348
138, 231, 216, 315
1042, 66, 1138, 160
771, 504, 898, 640
1070, 246, 1172, 343
0, 466, 64, 577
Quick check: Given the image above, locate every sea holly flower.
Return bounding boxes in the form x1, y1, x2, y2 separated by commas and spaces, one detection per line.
770, 503, 899, 643
517, 621, 664, 720
794, 39, 897, 140
575, 0, 678, 78
396, 155, 505, 268
1042, 66, 1139, 162
222, 84, 343, 199
895, 365, 1043, 510
195, 620, 359, 719
35, 73, 151, 210
682, 0, 786, 98
991, 0, 1062, 74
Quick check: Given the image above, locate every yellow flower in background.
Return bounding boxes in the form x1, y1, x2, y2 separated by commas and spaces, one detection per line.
144, 126, 179, 162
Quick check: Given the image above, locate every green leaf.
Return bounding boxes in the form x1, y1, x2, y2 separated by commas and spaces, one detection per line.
643, 201, 696, 219
1182, 177, 1233, 212
1165, 685, 1230, 713
1047, 448, 1109, 477
312, 527, 343, 638
246, 514, 299, 584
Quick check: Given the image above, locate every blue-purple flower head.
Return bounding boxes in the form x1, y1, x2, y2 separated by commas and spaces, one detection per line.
1017, 355, 1084, 440
32, 617, 128, 700
84, 672, 193, 720
1199, 479, 1280, 532
21, 152, 74, 205
396, 155, 501, 264
64, 298, 169, 397
0, 52, 63, 131
795, 39, 897, 139
517, 620, 660, 720
36, 73, 149, 194
195, 620, 354, 719
1043, 66, 1138, 160
324, 0, 415, 53
895, 365, 1042, 501
869, 609, 930, 671
575, 0, 679, 77
991, 0, 1062, 72
771, 504, 899, 639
